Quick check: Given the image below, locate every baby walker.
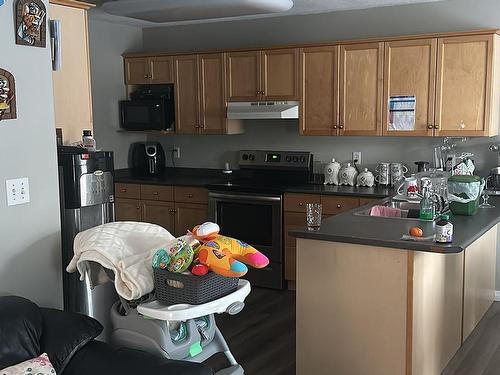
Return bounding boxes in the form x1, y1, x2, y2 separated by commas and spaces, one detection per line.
76, 222, 269, 375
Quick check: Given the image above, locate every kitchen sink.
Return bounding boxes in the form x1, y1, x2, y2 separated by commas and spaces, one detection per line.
354, 198, 421, 220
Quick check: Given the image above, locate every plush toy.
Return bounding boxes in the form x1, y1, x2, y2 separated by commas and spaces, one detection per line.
152, 238, 194, 273
190, 222, 270, 278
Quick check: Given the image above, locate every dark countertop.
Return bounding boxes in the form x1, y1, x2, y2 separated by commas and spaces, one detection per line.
290, 197, 500, 254
114, 168, 394, 198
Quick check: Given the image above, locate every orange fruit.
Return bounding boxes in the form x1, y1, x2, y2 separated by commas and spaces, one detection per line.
409, 227, 424, 237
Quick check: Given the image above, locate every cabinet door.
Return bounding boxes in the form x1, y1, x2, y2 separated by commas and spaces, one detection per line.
142, 200, 176, 233
435, 35, 494, 136
115, 198, 142, 221
300, 46, 339, 135
339, 42, 384, 136
150, 56, 174, 84
174, 55, 200, 134
261, 48, 299, 100
383, 39, 437, 136
175, 203, 208, 238
124, 57, 151, 85
226, 51, 261, 101
199, 53, 227, 134
51, 4, 93, 145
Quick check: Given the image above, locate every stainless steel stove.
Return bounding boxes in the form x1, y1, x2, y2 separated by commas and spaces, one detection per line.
207, 150, 312, 289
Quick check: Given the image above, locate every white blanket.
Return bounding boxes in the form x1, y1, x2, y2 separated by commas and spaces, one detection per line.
67, 221, 175, 300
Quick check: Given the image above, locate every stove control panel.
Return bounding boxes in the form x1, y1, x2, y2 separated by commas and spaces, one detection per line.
239, 150, 312, 169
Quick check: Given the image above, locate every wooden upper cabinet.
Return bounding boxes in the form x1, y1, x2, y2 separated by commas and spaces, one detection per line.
435, 34, 498, 136
261, 48, 299, 100
51, 2, 93, 145
125, 57, 152, 85
199, 53, 227, 134
174, 55, 200, 134
339, 42, 384, 136
226, 51, 261, 101
150, 56, 174, 84
300, 46, 339, 135
383, 39, 437, 136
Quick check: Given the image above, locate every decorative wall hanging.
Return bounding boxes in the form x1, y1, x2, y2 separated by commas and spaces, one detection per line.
0, 69, 17, 121
15, 0, 46, 47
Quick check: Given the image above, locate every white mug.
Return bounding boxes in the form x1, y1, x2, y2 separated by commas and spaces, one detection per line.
397, 176, 419, 197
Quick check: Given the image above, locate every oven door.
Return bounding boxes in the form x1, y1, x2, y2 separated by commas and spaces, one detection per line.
208, 191, 283, 289
120, 99, 168, 131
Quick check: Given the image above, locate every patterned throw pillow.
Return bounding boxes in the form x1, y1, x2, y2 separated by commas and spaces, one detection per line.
1, 353, 56, 375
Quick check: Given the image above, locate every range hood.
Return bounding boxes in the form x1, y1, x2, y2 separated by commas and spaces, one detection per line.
227, 101, 299, 120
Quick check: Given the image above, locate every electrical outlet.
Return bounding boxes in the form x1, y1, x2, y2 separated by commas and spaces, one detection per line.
6, 177, 30, 206
173, 146, 180, 159
352, 151, 362, 165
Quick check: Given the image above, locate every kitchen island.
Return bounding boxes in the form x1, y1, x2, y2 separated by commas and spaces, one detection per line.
290, 197, 500, 375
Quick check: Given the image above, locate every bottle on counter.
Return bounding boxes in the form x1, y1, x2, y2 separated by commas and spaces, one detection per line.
419, 186, 435, 221
435, 214, 453, 243
82, 129, 96, 151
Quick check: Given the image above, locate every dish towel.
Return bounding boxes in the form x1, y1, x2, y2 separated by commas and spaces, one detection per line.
67, 221, 175, 300
369, 205, 402, 218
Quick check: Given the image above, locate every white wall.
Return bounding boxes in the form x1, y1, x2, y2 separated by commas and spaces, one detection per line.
0, 1, 62, 308
88, 19, 145, 168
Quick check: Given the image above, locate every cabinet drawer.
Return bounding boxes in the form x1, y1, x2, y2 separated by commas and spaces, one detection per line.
284, 212, 306, 247
115, 183, 140, 199
284, 193, 321, 213
140, 184, 174, 201
321, 196, 360, 215
174, 186, 208, 204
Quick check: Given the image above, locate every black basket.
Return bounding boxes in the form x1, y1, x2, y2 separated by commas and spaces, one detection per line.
153, 268, 239, 305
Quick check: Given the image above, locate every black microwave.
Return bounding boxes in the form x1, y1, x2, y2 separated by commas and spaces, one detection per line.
120, 85, 175, 131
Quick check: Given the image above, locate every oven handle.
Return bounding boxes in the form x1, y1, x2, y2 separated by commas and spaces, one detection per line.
208, 192, 281, 203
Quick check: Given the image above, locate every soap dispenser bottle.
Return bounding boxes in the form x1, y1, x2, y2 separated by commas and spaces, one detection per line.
419, 186, 435, 221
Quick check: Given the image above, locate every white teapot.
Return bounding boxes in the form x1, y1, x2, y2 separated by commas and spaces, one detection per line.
339, 162, 359, 186
324, 158, 341, 185
356, 168, 375, 187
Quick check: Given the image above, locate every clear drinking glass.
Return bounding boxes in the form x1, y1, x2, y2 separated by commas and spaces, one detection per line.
306, 203, 322, 230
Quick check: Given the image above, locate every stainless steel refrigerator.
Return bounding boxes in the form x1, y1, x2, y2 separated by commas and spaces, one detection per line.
58, 146, 117, 340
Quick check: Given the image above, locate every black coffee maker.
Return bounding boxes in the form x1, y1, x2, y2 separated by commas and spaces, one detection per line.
130, 142, 165, 176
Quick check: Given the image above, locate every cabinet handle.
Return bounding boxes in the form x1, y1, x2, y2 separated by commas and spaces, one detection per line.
187, 194, 194, 198
120, 189, 127, 193
153, 192, 159, 195
333, 125, 338, 129
136, 206, 140, 210
434, 125, 440, 130
427, 124, 434, 129
337, 204, 342, 208
143, 75, 148, 78
459, 121, 465, 129
339, 125, 344, 129
195, 125, 200, 129
299, 202, 303, 206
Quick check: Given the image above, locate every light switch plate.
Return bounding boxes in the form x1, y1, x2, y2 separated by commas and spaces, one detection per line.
6, 177, 30, 206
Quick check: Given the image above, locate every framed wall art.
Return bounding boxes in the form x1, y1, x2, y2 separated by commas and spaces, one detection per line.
0, 69, 17, 121
15, 0, 47, 47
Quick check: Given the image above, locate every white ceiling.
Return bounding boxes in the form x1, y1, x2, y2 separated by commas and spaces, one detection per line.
92, 0, 447, 27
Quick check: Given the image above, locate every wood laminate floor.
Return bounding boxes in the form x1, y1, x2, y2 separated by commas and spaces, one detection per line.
206, 288, 500, 375
205, 287, 295, 375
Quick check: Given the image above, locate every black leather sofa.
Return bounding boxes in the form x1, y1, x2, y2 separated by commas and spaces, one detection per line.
0, 296, 213, 375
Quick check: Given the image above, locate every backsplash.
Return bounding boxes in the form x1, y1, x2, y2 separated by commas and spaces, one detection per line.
147, 120, 500, 177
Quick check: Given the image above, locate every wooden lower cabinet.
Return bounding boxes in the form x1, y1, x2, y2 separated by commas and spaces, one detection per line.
174, 203, 208, 237
142, 200, 176, 233
115, 198, 142, 221
114, 184, 208, 236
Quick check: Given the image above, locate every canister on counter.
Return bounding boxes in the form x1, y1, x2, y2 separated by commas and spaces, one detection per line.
435, 214, 453, 243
